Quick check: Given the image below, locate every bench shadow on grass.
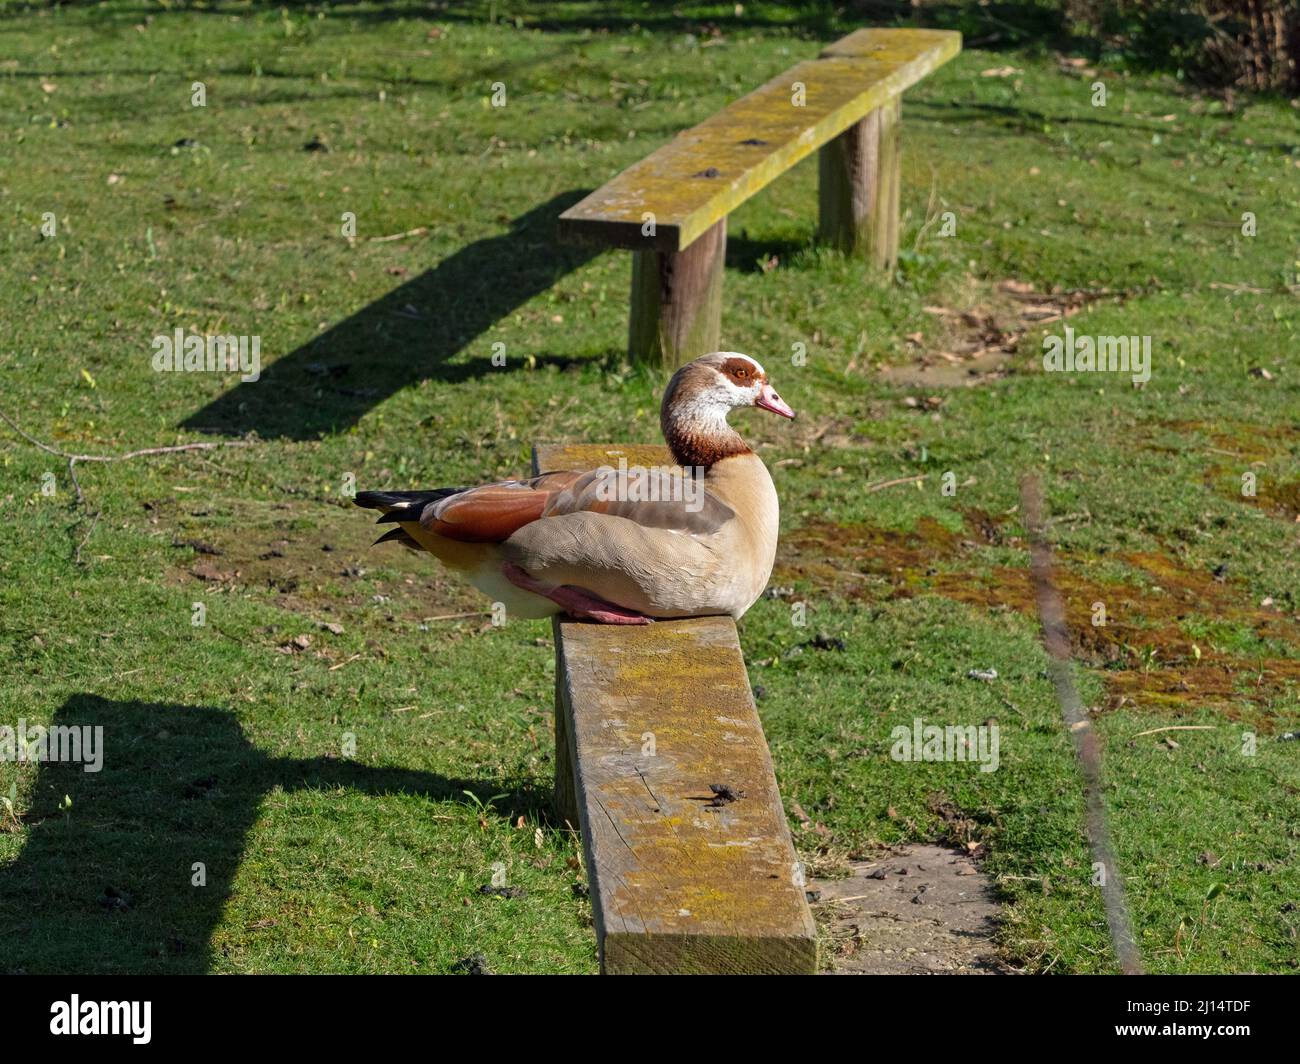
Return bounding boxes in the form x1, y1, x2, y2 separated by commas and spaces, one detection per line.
0, 694, 551, 974
726, 233, 809, 274
181, 189, 600, 442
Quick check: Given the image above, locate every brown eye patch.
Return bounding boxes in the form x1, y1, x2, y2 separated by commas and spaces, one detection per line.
720, 357, 765, 385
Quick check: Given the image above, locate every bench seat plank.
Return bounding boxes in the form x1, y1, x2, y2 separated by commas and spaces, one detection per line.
557, 29, 959, 252
533, 443, 817, 974
533, 442, 675, 474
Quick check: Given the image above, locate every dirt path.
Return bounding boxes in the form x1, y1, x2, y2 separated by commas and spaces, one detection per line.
812, 844, 1011, 974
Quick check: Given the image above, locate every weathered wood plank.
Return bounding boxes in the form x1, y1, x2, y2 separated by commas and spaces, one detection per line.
532, 442, 817, 974
552, 633, 581, 829
533, 442, 673, 475
557, 29, 959, 253
628, 217, 726, 369
556, 614, 817, 974
817, 25, 957, 61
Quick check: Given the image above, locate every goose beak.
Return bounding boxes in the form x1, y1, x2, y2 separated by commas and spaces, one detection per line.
755, 382, 796, 419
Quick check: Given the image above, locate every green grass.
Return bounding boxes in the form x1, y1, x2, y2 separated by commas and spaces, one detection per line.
1, 1, 1297, 974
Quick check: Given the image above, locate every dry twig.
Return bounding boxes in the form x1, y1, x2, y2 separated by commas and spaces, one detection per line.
0, 407, 253, 562
0, 408, 252, 504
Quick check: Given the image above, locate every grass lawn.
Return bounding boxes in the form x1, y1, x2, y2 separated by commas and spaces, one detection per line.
1, 1, 1297, 974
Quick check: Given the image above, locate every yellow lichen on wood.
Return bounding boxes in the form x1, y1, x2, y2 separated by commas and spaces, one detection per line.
818, 26, 960, 61
558, 28, 960, 253
532, 442, 673, 474
556, 615, 816, 972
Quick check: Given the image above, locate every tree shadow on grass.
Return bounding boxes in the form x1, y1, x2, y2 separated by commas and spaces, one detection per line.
181, 189, 601, 441
0, 694, 552, 974
0, 1, 1075, 53
11, 2, 1259, 91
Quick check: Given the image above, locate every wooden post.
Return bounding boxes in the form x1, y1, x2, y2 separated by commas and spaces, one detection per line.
818, 97, 901, 269
628, 218, 726, 370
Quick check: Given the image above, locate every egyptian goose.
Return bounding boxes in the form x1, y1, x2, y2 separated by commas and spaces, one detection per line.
354, 352, 795, 624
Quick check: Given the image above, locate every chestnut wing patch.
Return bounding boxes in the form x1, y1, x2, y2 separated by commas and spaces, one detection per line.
422, 467, 734, 542
423, 472, 582, 542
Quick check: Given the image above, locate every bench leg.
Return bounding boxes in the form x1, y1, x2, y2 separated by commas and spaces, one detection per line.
628, 218, 726, 370
818, 98, 901, 269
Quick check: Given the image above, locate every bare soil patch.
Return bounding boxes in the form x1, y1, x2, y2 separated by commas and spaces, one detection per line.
812, 844, 1010, 974
877, 279, 1123, 389
777, 513, 1300, 730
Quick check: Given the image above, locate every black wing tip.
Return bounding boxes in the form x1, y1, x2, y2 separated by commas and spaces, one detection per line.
372, 527, 421, 550
353, 491, 388, 510
355, 488, 465, 511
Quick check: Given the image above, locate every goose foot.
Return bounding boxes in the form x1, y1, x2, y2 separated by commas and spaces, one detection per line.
502, 563, 652, 625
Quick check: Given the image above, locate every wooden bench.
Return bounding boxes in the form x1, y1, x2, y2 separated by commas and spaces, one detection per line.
533, 442, 817, 974
557, 28, 960, 369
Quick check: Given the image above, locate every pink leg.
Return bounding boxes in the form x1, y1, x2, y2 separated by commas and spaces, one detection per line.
502, 563, 652, 625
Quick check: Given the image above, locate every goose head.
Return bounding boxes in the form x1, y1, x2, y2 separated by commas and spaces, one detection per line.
660, 352, 795, 468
